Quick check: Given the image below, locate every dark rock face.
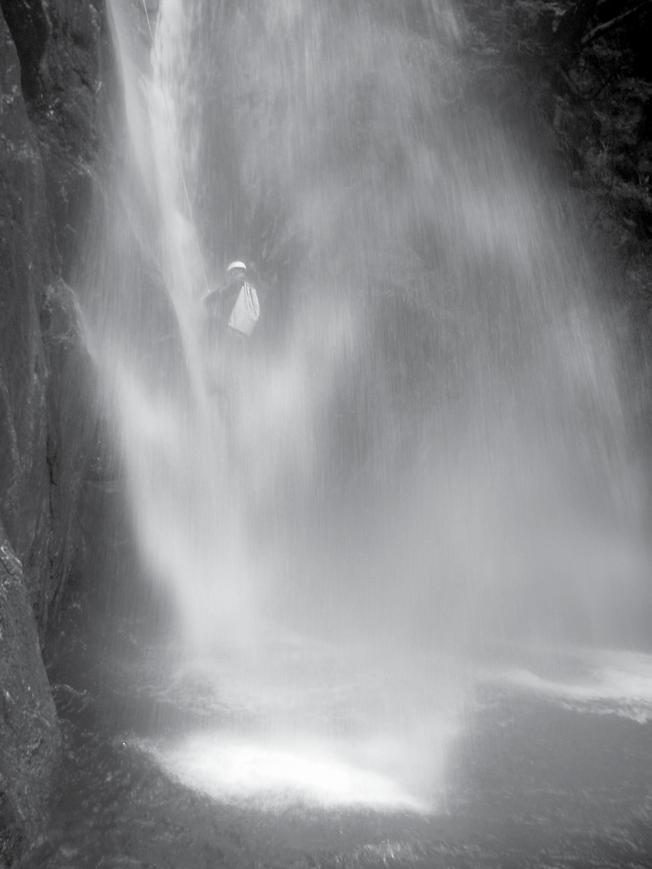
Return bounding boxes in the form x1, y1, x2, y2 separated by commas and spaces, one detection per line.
0, 0, 49, 107
0, 12, 52, 629
0, 1, 106, 862
0, 526, 60, 865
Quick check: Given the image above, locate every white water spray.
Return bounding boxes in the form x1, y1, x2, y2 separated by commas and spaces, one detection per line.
82, 0, 649, 812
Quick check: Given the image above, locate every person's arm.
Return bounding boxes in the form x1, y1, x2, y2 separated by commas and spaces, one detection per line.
202, 281, 227, 308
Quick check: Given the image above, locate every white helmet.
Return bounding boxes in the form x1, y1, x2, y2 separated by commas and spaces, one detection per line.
227, 260, 247, 273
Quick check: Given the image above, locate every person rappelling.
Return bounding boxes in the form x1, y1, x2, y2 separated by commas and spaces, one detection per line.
201, 260, 261, 398
202, 260, 260, 338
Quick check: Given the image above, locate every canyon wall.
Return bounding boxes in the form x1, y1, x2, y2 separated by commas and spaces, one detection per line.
0, 2, 107, 861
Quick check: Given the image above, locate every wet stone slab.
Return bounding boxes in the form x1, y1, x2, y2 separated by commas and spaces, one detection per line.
18, 668, 652, 869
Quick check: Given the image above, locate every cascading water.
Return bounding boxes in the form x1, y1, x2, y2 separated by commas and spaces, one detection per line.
80, 0, 649, 814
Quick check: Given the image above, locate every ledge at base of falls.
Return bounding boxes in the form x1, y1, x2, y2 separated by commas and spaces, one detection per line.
0, 2, 108, 863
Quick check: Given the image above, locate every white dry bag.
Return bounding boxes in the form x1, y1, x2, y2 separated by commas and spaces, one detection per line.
228, 281, 260, 336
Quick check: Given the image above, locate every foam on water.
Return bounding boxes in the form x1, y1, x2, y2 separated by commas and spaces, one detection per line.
132, 637, 462, 812
490, 649, 652, 723
139, 731, 436, 813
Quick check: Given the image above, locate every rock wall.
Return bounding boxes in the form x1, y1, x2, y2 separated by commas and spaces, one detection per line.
0, 525, 59, 863
0, 1, 107, 862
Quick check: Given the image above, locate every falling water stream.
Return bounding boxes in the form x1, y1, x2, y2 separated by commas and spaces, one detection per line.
54, 0, 652, 863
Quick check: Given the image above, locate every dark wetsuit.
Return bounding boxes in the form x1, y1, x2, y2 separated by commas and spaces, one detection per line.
204, 274, 245, 333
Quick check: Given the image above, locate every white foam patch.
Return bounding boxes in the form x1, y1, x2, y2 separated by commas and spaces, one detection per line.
138, 731, 433, 813
492, 650, 652, 723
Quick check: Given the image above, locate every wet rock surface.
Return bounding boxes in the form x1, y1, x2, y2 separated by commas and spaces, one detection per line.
0, 12, 51, 626
0, 529, 59, 867
0, 1, 106, 861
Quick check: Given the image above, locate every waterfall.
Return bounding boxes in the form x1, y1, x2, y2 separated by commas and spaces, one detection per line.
81, 0, 648, 810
